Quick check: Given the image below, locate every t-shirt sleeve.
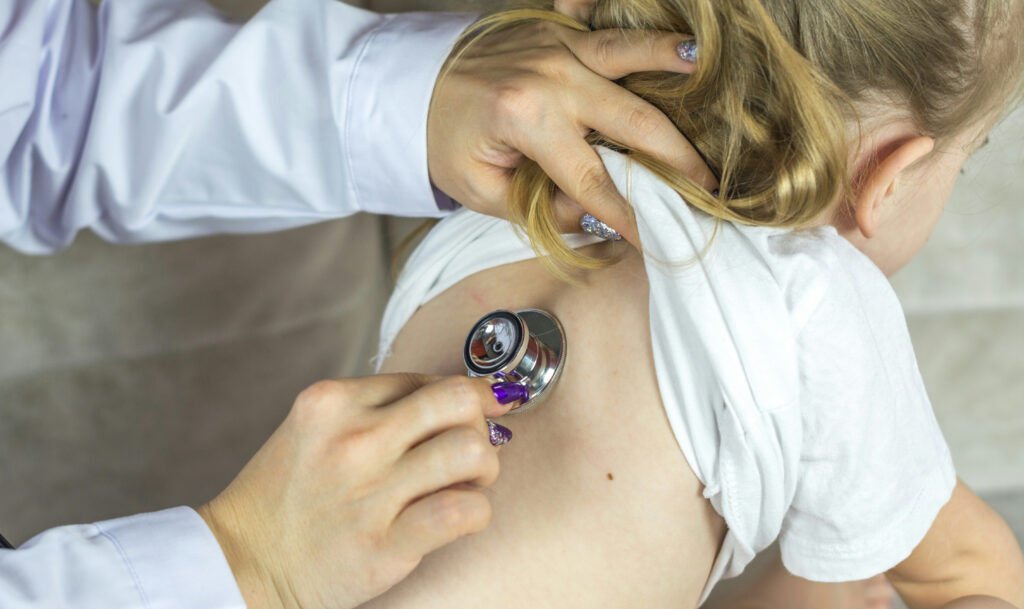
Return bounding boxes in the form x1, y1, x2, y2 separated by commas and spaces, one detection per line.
777, 242, 956, 582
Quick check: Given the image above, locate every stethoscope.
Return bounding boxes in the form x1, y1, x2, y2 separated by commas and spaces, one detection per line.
463, 309, 567, 412
0, 309, 567, 551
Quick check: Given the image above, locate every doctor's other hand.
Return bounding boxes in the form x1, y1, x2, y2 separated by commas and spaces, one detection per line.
196, 374, 514, 609
553, 0, 599, 22
427, 15, 718, 246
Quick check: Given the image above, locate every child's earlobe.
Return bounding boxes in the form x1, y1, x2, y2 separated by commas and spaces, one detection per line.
854, 190, 880, 239
853, 135, 935, 239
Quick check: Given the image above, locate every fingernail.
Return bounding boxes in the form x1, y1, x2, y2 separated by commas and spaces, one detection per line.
677, 39, 698, 63
580, 213, 623, 242
488, 420, 513, 446
491, 382, 529, 405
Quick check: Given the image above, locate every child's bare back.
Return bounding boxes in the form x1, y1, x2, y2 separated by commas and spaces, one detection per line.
369, 243, 725, 608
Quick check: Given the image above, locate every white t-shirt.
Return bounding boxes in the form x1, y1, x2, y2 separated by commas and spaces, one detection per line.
378, 148, 956, 598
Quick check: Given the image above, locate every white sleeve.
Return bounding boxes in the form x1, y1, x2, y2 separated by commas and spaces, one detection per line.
777, 240, 956, 582
0, 0, 475, 254
0, 507, 245, 609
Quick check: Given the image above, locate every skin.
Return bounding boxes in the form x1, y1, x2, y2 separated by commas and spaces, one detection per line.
361, 118, 1024, 609
554, 0, 600, 22
829, 124, 967, 275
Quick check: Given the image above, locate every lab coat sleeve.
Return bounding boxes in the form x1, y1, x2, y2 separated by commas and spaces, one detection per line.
0, 507, 245, 609
0, 0, 476, 254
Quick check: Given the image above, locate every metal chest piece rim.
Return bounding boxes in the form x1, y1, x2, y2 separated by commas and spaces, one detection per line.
463, 309, 566, 413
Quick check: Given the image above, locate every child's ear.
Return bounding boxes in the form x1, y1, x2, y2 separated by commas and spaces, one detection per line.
853, 136, 935, 238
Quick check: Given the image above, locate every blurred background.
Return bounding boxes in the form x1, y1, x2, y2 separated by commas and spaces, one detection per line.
0, 0, 1020, 599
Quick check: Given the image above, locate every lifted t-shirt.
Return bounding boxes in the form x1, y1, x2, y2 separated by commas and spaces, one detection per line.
378, 148, 955, 601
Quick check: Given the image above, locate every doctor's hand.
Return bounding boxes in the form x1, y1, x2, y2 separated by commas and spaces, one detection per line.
196, 374, 514, 609
427, 14, 717, 246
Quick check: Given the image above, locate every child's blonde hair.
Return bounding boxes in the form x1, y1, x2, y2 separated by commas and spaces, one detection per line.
452, 0, 1024, 274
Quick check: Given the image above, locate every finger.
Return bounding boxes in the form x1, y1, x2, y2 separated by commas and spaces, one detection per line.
518, 127, 640, 246
550, 189, 586, 233
379, 377, 513, 457
389, 489, 492, 561
390, 425, 500, 505
575, 71, 718, 192
553, 0, 597, 22
306, 373, 442, 413
289, 375, 441, 432
559, 29, 698, 80
550, 189, 638, 247
444, 160, 514, 221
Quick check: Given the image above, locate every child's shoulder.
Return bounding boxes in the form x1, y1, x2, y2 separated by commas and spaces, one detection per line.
758, 225, 904, 339
756, 229, 955, 584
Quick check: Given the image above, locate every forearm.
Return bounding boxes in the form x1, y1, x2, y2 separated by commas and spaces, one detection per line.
1, 0, 471, 254
889, 482, 1024, 609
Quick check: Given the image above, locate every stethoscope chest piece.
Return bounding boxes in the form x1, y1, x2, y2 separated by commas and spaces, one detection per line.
463, 309, 566, 413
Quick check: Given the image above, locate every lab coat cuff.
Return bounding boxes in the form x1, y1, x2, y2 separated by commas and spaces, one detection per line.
344, 11, 476, 217
94, 507, 246, 609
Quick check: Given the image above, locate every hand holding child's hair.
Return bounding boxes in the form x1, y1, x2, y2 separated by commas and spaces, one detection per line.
427, 14, 717, 246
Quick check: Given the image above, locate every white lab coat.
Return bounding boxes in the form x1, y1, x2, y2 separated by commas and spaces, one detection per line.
0, 0, 474, 606
0, 0, 472, 254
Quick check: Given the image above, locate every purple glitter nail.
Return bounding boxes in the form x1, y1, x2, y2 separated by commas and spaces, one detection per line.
677, 39, 698, 63
491, 382, 529, 405
488, 421, 513, 446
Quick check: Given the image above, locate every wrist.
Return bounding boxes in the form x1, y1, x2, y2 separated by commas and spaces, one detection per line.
198, 499, 287, 609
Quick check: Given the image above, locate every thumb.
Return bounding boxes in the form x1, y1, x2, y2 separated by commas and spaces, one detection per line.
483, 393, 519, 419
385, 373, 518, 419
552, 189, 641, 248
332, 372, 448, 411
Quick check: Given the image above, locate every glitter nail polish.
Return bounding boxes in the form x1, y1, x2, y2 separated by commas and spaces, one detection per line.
488, 421, 513, 446
580, 213, 623, 242
678, 39, 698, 63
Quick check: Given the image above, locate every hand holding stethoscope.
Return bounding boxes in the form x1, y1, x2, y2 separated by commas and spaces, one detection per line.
197, 307, 568, 609
196, 373, 520, 609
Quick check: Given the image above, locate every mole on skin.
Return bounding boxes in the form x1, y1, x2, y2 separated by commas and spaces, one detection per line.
606, 473, 614, 481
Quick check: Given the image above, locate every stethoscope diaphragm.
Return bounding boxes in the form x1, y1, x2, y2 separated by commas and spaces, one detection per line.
463, 309, 566, 414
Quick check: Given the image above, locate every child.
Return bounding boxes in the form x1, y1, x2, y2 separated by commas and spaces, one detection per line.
369, 0, 1024, 607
